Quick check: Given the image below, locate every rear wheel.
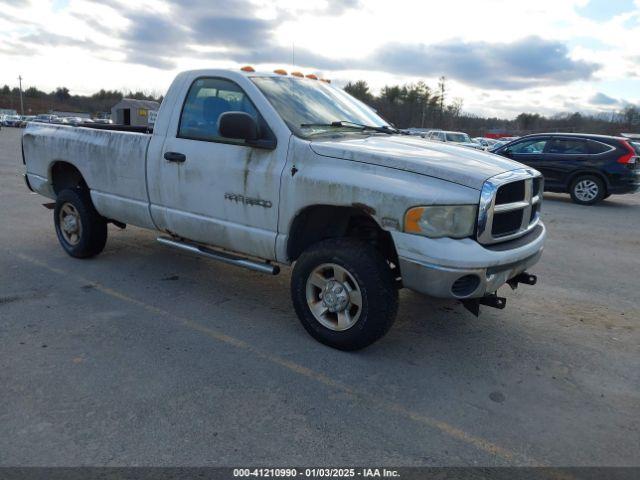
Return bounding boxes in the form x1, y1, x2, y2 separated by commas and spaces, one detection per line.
291, 238, 398, 351
570, 175, 605, 205
54, 189, 107, 258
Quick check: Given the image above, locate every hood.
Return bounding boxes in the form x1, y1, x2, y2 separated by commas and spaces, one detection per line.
310, 135, 524, 190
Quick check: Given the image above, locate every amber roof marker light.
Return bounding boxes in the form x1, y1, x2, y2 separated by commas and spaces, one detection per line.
274, 69, 288, 75
240, 65, 255, 72
305, 74, 318, 80
291, 71, 304, 77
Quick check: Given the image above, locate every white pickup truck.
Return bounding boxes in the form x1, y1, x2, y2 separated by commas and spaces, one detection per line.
22, 68, 545, 350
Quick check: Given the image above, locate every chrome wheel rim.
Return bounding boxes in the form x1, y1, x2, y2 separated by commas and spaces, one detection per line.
59, 203, 82, 245
305, 263, 363, 331
574, 180, 599, 202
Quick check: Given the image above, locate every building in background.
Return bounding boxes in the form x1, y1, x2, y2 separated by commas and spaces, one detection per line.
0, 108, 17, 116
111, 98, 160, 126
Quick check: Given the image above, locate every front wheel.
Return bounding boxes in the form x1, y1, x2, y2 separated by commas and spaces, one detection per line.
291, 238, 398, 351
54, 189, 107, 258
570, 175, 605, 205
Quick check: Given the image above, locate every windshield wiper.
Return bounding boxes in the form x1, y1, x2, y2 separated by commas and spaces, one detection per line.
300, 120, 399, 134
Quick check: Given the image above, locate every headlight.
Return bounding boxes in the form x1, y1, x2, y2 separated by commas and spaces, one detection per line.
404, 205, 477, 238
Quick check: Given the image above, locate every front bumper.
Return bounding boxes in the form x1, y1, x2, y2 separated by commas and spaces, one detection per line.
392, 222, 546, 299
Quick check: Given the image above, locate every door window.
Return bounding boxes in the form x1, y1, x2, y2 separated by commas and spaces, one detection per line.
178, 77, 263, 143
509, 139, 547, 154
546, 138, 588, 154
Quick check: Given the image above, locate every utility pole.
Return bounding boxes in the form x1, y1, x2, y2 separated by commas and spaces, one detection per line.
18, 75, 24, 116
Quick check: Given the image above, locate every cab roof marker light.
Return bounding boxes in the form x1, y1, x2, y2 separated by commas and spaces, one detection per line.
274, 69, 288, 75
305, 74, 318, 80
320, 78, 331, 83
291, 71, 304, 77
240, 65, 255, 72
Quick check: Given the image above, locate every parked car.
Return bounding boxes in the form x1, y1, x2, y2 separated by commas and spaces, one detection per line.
91, 118, 113, 124
488, 140, 507, 151
473, 137, 498, 149
34, 114, 59, 124
492, 133, 639, 205
404, 127, 432, 137
58, 117, 90, 126
22, 67, 545, 350
426, 130, 484, 150
21, 115, 37, 125
3, 115, 22, 127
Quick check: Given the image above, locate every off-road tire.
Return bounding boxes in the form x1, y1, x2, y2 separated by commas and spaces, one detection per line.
291, 238, 398, 350
54, 188, 107, 258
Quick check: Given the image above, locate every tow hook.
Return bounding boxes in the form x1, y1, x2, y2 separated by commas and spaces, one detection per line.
462, 293, 507, 317
507, 272, 538, 290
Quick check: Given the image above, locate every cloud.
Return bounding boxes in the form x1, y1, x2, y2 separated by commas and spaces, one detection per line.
370, 36, 600, 90
193, 16, 275, 48
590, 92, 620, 105
92, 2, 601, 93
0, 29, 101, 57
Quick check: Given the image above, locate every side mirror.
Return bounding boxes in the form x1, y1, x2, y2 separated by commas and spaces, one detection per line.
218, 111, 277, 149
218, 111, 258, 142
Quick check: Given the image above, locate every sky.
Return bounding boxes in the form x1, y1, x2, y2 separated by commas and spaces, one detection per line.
1, 0, 639, 119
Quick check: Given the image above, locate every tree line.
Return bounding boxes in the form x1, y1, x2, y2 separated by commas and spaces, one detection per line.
0, 85, 163, 116
2, 79, 639, 136
344, 78, 640, 137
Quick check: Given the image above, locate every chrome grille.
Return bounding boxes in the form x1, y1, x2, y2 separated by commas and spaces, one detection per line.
477, 169, 543, 245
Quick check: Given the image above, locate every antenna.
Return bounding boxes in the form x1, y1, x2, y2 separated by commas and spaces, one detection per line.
292, 41, 295, 69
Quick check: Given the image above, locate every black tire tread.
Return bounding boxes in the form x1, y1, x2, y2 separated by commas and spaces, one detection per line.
54, 188, 107, 258
291, 238, 398, 351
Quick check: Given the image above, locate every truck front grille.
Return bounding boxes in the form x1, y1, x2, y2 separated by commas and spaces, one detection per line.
477, 169, 543, 245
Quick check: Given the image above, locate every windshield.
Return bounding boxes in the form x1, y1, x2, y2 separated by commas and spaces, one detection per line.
251, 76, 389, 138
445, 132, 471, 143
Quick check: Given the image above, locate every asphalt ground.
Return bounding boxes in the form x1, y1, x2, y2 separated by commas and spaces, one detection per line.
1, 126, 638, 467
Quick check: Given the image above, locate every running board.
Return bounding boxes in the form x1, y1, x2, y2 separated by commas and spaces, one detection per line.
157, 236, 280, 275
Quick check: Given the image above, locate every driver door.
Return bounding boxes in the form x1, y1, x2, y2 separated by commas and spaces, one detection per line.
147, 76, 288, 261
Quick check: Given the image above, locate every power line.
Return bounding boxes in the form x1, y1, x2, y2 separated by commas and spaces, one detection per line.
18, 75, 24, 115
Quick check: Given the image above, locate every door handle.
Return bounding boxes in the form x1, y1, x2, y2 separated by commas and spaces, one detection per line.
164, 151, 186, 163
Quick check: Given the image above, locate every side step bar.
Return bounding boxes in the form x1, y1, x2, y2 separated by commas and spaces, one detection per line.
157, 236, 280, 275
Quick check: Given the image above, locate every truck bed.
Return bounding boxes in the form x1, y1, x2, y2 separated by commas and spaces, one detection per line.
23, 123, 155, 229
78, 123, 153, 134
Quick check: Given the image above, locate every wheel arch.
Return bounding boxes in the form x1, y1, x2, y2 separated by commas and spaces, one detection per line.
566, 169, 609, 193
286, 204, 400, 269
49, 161, 88, 196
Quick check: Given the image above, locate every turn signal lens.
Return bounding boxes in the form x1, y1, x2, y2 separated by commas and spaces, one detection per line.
240, 65, 255, 72
305, 74, 318, 80
274, 69, 288, 75
404, 205, 477, 238
291, 71, 304, 77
